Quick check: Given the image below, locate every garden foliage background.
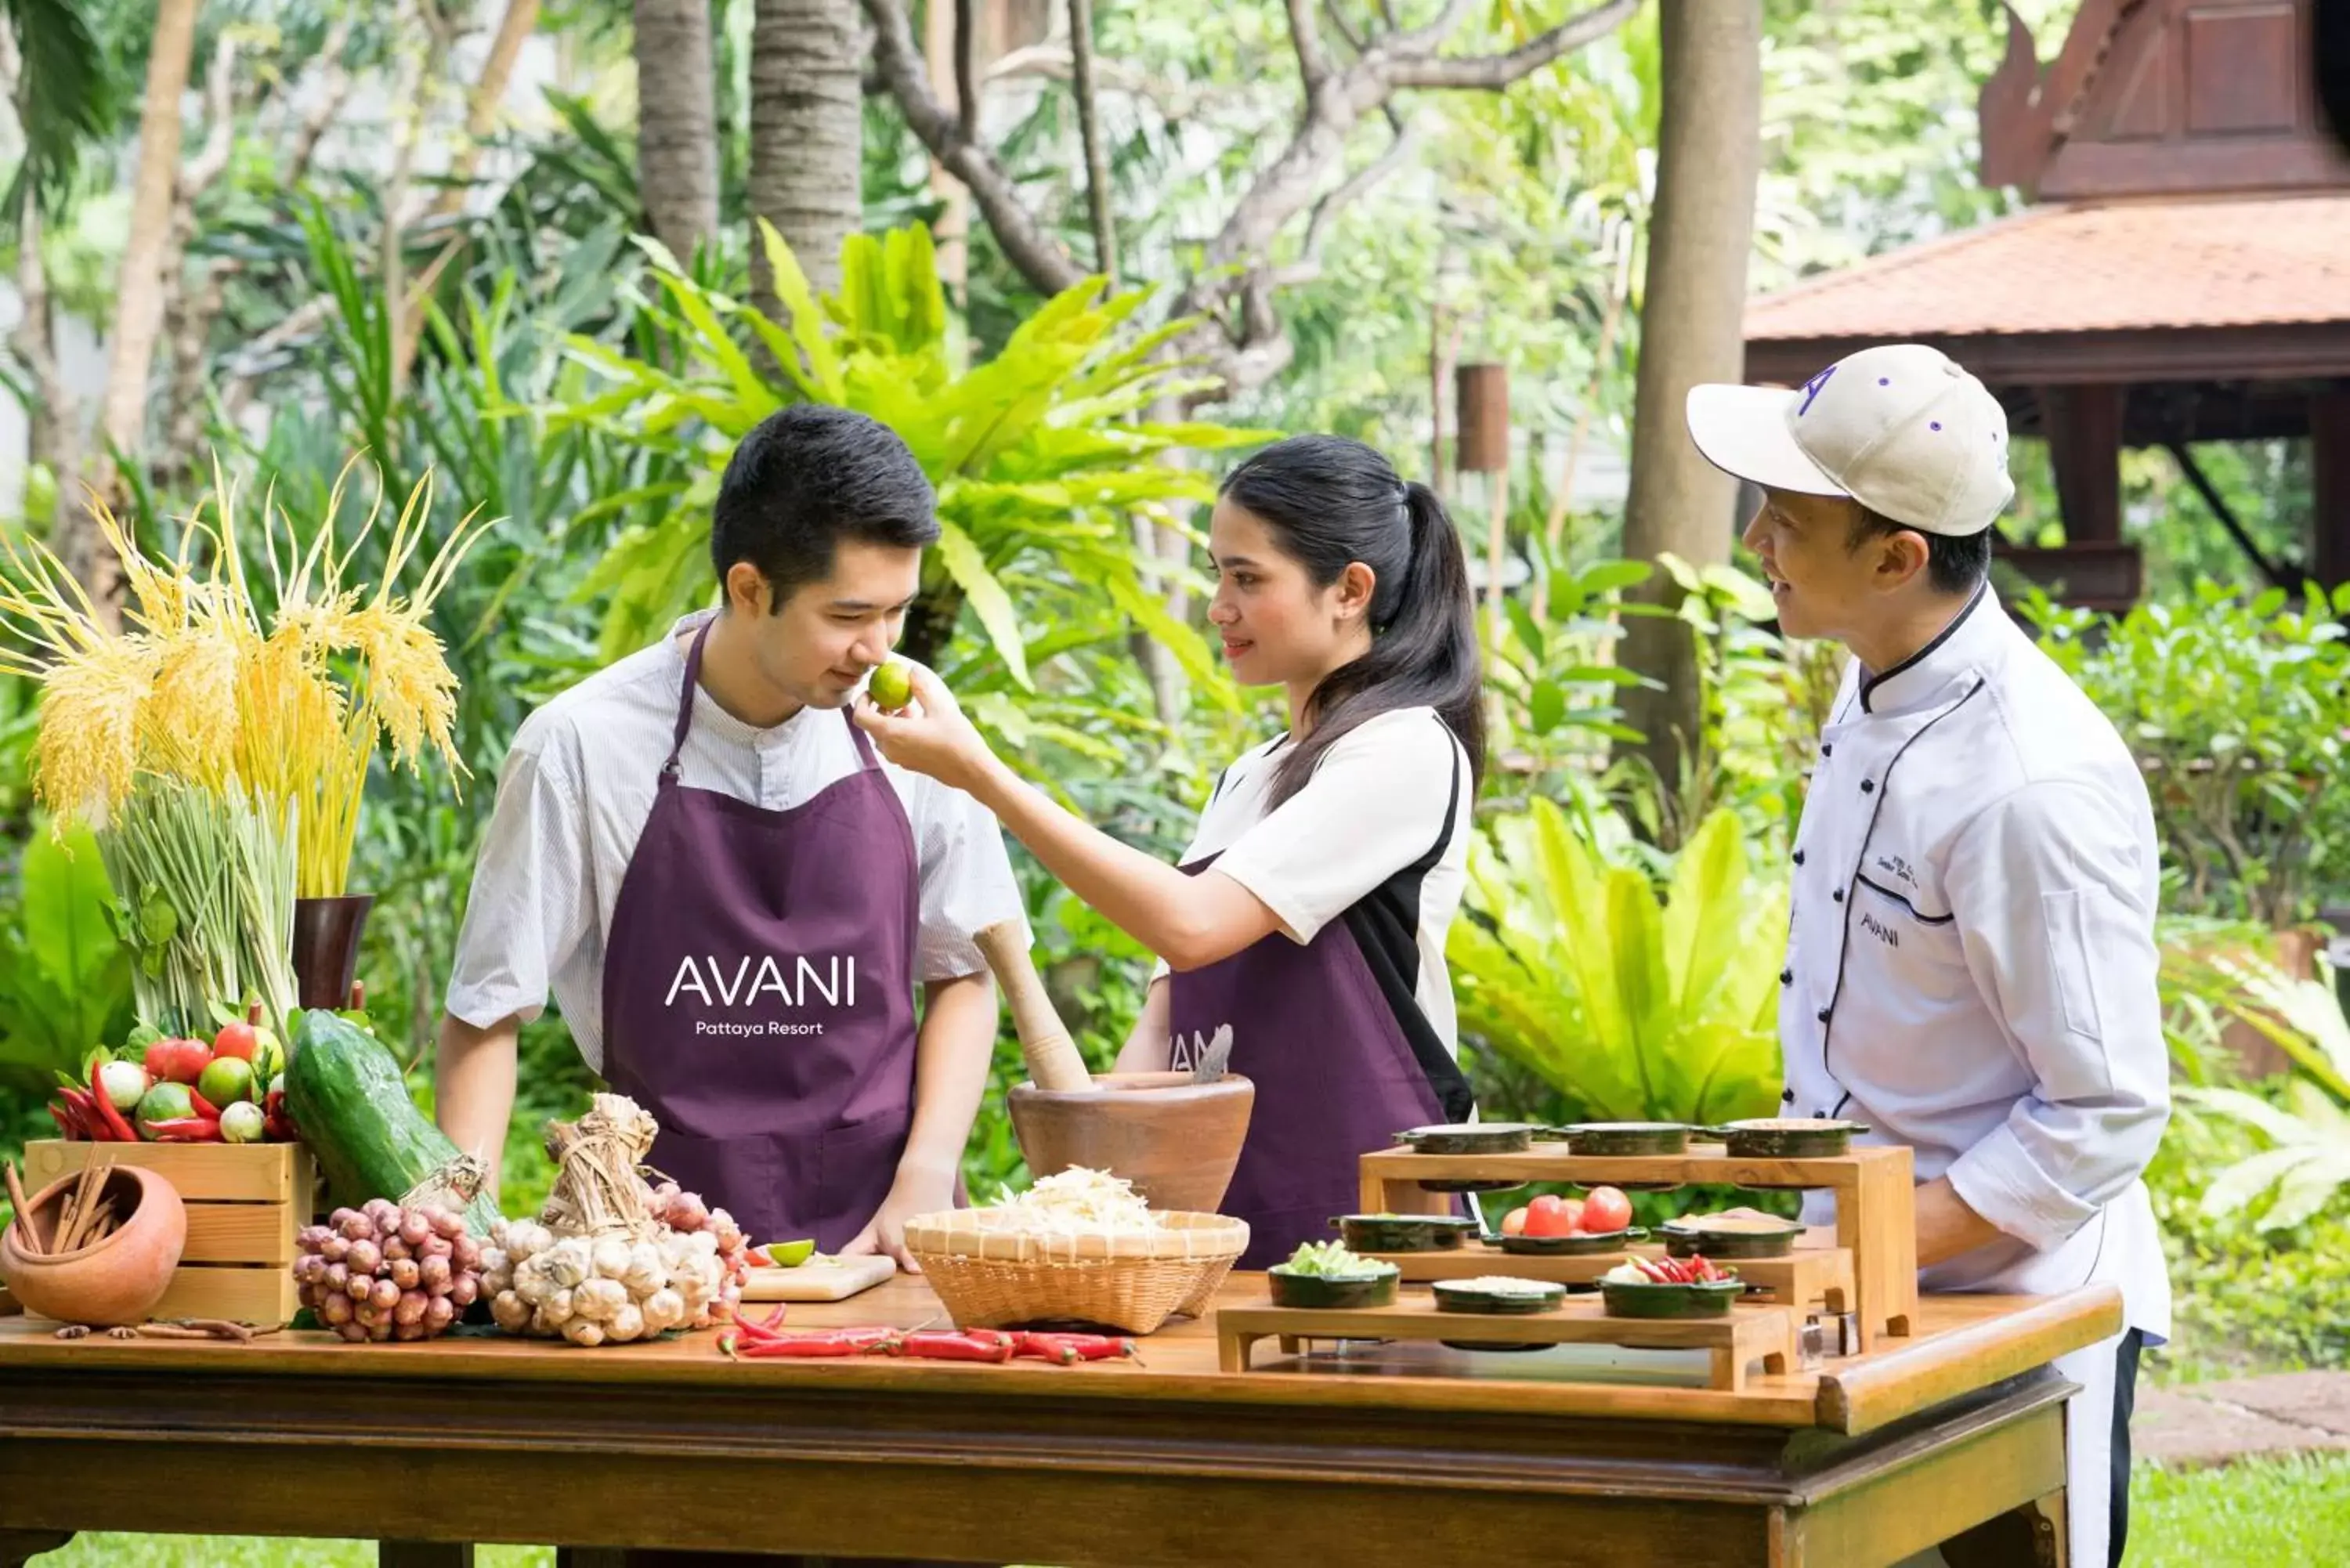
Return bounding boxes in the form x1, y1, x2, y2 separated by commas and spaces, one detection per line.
4, 0, 2349, 1407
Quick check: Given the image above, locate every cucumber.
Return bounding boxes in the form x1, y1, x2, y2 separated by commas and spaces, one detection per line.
286, 1008, 502, 1234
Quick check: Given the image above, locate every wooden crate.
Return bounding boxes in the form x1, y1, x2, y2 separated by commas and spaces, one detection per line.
1216, 1292, 1801, 1391
21, 1140, 316, 1327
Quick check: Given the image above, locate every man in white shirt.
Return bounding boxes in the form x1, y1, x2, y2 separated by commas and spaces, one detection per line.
1687, 344, 2171, 1568
436, 404, 1025, 1273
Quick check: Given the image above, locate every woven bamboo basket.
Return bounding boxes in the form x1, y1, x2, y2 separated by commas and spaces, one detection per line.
902, 1209, 1249, 1334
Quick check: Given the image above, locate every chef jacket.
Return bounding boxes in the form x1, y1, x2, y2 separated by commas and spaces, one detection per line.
1781, 584, 2171, 1341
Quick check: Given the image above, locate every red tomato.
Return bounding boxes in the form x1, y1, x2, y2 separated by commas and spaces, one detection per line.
143, 1037, 212, 1085
1560, 1198, 1586, 1233
1582, 1186, 1634, 1234
1524, 1195, 1574, 1237
212, 1022, 258, 1061
1501, 1207, 1529, 1237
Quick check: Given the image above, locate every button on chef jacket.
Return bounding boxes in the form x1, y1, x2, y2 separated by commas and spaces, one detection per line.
446, 611, 1029, 1074
1781, 584, 2171, 1343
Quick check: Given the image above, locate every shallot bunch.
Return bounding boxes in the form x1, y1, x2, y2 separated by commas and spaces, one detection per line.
481, 1219, 714, 1346
642, 1180, 751, 1326
295, 1201, 483, 1342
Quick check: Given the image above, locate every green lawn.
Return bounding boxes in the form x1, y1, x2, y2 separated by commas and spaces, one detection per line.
34, 1454, 2350, 1564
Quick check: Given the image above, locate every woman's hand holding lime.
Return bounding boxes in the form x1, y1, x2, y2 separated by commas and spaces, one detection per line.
853, 660, 996, 793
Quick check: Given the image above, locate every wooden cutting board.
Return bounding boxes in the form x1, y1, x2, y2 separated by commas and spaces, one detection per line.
739, 1254, 897, 1302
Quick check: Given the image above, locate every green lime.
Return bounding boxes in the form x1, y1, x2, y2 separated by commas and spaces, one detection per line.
867, 660, 913, 710
763, 1238, 818, 1268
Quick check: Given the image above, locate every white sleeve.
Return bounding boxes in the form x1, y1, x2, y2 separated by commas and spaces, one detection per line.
1940, 780, 2171, 1254
445, 722, 595, 1031
1209, 714, 1462, 945
912, 776, 1030, 982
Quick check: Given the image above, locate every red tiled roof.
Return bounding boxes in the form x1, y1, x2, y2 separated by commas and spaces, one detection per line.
1744, 194, 2350, 341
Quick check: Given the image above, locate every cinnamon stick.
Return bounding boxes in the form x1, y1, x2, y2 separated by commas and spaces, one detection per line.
3, 1162, 42, 1255
60, 1155, 117, 1252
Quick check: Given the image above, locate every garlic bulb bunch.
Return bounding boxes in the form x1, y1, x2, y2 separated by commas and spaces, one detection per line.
484, 1214, 722, 1345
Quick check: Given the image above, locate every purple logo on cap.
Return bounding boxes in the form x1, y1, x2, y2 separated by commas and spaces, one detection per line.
1799, 365, 1838, 416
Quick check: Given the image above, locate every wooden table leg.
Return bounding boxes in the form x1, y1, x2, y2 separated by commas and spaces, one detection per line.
0, 1530, 70, 1568
1940, 1487, 2065, 1568
381, 1544, 475, 1567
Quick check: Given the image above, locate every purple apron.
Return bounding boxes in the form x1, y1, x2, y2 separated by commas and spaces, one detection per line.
1167, 855, 1462, 1270
601, 621, 920, 1254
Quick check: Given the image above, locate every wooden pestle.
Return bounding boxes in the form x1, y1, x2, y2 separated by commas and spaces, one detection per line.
974, 919, 1094, 1093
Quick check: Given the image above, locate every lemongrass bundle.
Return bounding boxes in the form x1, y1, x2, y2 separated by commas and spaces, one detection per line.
94, 777, 298, 1038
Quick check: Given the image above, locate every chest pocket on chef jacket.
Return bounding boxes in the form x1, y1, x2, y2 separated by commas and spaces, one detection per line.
1849, 876, 1969, 1003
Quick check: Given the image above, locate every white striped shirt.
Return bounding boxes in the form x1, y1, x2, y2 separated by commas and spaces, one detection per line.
445, 612, 1028, 1073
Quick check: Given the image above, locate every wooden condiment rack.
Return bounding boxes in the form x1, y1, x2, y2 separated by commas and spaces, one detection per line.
1217, 1290, 1800, 1392
1356, 1140, 1918, 1352
1358, 1237, 1856, 1320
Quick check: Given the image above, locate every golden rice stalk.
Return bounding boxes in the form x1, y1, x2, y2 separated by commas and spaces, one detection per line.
0, 455, 497, 897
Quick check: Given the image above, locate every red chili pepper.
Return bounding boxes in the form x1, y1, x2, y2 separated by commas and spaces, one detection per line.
47, 1100, 78, 1140
727, 1327, 901, 1359
898, 1330, 1018, 1364
146, 1116, 224, 1143
50, 1086, 119, 1142
1016, 1331, 1138, 1364
187, 1089, 222, 1121
263, 1089, 298, 1142
86, 1086, 138, 1143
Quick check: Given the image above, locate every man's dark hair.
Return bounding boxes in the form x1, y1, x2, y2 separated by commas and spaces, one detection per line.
1848, 504, 1993, 597
711, 405, 938, 609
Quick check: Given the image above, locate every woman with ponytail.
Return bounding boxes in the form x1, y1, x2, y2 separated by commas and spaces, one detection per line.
857, 435, 1486, 1265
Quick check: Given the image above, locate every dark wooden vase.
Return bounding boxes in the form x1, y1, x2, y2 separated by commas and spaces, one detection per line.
291, 895, 374, 1011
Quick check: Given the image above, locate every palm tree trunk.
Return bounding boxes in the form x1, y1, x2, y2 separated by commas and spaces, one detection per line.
60, 0, 201, 622
1614, 0, 1762, 806
749, 0, 862, 302
634, 0, 721, 263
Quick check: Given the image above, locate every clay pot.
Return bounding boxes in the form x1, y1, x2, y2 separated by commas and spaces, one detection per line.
1008, 1071, 1256, 1214
1, 1166, 188, 1326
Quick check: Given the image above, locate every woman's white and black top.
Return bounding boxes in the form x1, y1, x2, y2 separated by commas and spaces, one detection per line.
1162, 706, 1476, 1120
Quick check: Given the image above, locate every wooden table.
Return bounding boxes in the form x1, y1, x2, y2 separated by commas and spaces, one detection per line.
0, 1277, 2119, 1568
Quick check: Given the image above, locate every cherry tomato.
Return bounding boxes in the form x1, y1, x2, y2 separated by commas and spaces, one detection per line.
1582, 1186, 1634, 1234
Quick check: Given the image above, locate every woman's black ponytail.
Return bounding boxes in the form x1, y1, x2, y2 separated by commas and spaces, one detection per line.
1219, 435, 1487, 808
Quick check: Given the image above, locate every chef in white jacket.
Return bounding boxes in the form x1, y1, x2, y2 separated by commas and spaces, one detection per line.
1686, 344, 2171, 1568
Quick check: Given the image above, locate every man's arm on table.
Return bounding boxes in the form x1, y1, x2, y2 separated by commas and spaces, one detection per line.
842, 970, 996, 1271
436, 1012, 520, 1198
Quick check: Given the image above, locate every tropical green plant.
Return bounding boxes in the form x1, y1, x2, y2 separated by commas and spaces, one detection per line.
2032, 581, 2350, 926
2169, 950, 2350, 1233
0, 817, 133, 1088
550, 222, 1267, 742
1479, 552, 1650, 811
1449, 801, 1787, 1126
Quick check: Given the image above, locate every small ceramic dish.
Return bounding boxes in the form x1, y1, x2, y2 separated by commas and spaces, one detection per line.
1393, 1123, 1539, 1156
1557, 1122, 1693, 1157
1707, 1118, 1870, 1158
1430, 1277, 1567, 1315
1485, 1227, 1647, 1257
1267, 1266, 1400, 1310
1658, 1216, 1806, 1259
1332, 1214, 1481, 1253
1599, 1278, 1746, 1319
